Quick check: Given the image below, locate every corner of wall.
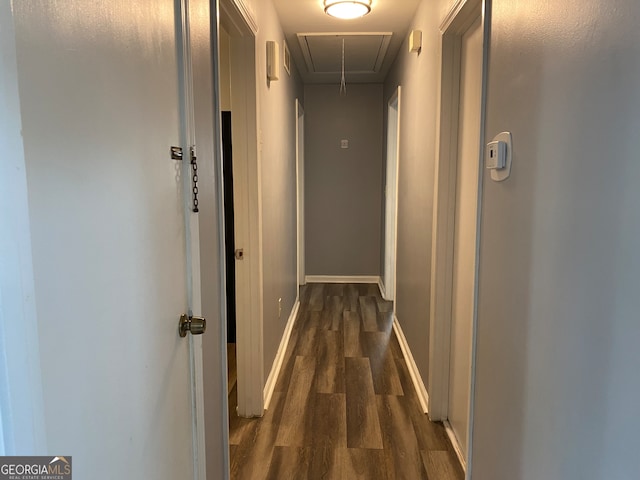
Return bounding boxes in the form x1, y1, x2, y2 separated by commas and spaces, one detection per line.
253, 0, 305, 386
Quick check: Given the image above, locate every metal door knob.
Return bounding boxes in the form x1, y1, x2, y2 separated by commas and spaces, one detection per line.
179, 314, 207, 337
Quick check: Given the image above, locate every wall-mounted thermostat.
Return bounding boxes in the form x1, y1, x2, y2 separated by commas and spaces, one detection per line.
486, 131, 512, 181
486, 140, 506, 169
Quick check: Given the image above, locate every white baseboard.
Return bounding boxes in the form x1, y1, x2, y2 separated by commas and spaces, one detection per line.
444, 420, 467, 472
378, 277, 386, 298
263, 299, 300, 410
377, 277, 395, 301
304, 275, 381, 284
392, 315, 430, 414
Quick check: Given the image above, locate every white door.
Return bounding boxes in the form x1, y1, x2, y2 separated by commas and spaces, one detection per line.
384, 88, 401, 301
189, 0, 230, 476
448, 15, 483, 461
9, 1, 206, 478
0, 0, 47, 454
223, 4, 264, 418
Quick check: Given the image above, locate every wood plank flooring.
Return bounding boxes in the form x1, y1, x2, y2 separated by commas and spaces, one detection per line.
229, 283, 464, 480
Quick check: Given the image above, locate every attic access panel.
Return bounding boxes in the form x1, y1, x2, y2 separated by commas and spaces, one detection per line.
297, 32, 393, 74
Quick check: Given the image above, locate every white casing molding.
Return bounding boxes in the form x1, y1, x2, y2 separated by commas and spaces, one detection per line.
221, 0, 264, 419
230, 0, 258, 34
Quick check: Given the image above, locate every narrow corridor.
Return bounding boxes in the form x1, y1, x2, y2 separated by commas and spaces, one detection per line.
229, 283, 464, 479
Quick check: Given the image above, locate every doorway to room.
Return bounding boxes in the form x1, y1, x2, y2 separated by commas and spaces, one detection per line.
430, 0, 488, 474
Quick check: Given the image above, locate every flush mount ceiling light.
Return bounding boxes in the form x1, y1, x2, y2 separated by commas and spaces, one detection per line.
324, 0, 372, 20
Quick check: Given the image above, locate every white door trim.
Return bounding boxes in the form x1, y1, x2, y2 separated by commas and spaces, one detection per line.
227, 0, 258, 35
221, 0, 265, 419
429, 0, 490, 477
0, 2, 46, 453
296, 99, 305, 289
383, 86, 401, 303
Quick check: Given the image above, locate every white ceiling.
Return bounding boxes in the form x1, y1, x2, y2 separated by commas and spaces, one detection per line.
272, 0, 421, 84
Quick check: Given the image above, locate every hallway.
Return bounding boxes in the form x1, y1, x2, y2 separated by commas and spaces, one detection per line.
229, 283, 464, 479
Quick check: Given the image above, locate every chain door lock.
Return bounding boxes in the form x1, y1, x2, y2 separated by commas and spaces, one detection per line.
170, 146, 199, 213
190, 147, 199, 213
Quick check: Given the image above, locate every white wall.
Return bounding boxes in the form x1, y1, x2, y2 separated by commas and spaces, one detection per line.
251, 0, 304, 383
472, 1, 640, 478
383, 0, 443, 381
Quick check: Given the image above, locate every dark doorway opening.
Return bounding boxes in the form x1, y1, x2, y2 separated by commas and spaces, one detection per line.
222, 111, 236, 343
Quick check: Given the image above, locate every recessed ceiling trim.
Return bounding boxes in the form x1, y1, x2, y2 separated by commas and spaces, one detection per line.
297, 32, 393, 75
372, 34, 392, 72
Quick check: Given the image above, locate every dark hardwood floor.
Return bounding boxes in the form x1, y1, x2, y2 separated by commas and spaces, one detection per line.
229, 283, 464, 480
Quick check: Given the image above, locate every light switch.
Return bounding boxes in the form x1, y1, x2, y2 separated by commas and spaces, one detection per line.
341, 139, 349, 149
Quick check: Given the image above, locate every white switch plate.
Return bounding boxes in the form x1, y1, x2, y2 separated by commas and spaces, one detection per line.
341, 139, 349, 149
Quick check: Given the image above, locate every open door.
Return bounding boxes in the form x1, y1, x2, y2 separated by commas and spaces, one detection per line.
2, 0, 226, 478
296, 99, 306, 288
221, 0, 264, 419
383, 87, 401, 301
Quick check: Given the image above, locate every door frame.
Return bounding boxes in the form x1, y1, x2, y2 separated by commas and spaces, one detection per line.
177, 0, 210, 476
0, 1, 47, 453
383, 86, 401, 302
429, 0, 490, 475
296, 99, 305, 290
220, 0, 264, 418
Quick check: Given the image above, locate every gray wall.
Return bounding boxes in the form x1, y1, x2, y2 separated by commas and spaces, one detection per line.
305, 84, 384, 277
389, 0, 640, 477
472, 0, 640, 478
255, 0, 305, 382
383, 0, 442, 380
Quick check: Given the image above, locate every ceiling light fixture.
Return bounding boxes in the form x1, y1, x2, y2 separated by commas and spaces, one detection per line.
324, 0, 372, 20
